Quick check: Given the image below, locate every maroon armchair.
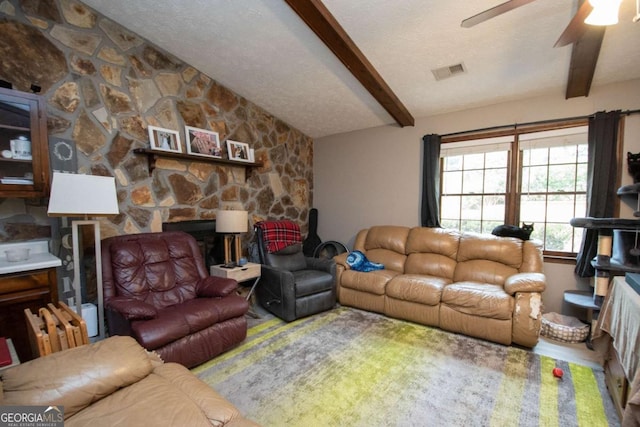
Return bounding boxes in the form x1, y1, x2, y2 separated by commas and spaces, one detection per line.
101, 231, 249, 368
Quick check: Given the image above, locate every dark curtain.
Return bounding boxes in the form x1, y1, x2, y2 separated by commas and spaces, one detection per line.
421, 134, 442, 227
575, 111, 621, 277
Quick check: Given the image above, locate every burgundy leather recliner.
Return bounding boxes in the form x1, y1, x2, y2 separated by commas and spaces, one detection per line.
101, 231, 249, 368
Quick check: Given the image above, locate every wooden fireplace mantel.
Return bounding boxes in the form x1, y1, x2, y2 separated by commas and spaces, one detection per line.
134, 148, 263, 174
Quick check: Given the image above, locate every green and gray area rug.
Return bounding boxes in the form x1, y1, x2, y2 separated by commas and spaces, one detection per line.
193, 307, 619, 427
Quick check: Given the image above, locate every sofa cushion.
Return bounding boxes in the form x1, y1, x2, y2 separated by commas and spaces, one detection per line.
266, 246, 307, 272
65, 363, 250, 427
132, 296, 248, 350
406, 227, 460, 257
386, 274, 449, 305
340, 269, 399, 295
441, 282, 514, 320
293, 269, 334, 297
457, 233, 523, 268
1, 336, 153, 419
363, 226, 410, 254
405, 253, 457, 280
454, 259, 519, 286
358, 226, 410, 273
106, 236, 201, 309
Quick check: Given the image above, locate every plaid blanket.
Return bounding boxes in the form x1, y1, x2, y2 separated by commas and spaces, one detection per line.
256, 220, 302, 253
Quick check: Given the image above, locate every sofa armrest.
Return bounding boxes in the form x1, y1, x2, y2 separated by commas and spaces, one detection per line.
106, 297, 158, 320
305, 256, 336, 275
0, 336, 153, 419
504, 272, 546, 295
196, 276, 238, 297
334, 252, 350, 269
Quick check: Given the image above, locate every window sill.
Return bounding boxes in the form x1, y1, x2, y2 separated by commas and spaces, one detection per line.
543, 254, 576, 264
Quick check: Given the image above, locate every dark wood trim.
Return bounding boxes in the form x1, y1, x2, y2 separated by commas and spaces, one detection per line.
442, 118, 589, 144
284, 0, 414, 127
506, 136, 521, 225
543, 254, 577, 264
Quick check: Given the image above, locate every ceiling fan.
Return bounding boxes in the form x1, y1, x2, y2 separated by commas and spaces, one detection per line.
461, 0, 637, 46
461, 0, 639, 98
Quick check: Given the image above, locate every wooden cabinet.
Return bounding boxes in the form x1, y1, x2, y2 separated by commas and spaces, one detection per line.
599, 276, 640, 422
0, 87, 50, 198
0, 268, 58, 362
605, 342, 629, 419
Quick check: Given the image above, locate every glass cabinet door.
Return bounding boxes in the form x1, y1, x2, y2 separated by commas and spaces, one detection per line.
0, 88, 48, 197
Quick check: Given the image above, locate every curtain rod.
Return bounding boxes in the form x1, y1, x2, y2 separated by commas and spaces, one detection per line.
441, 109, 640, 138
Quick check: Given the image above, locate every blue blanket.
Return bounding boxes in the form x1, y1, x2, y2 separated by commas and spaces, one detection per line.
346, 250, 384, 272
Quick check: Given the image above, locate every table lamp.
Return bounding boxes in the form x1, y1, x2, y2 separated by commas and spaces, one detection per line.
216, 210, 248, 267
47, 172, 119, 340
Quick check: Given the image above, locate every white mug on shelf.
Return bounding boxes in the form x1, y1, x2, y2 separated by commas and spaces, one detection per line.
10, 136, 31, 160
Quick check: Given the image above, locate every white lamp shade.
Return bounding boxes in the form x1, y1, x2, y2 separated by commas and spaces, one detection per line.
216, 210, 248, 233
47, 172, 119, 217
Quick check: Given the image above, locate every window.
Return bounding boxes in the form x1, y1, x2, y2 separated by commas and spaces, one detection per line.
440, 124, 588, 257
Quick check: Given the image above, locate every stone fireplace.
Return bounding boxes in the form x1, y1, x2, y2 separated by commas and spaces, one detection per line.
0, 0, 314, 304
0, 0, 313, 242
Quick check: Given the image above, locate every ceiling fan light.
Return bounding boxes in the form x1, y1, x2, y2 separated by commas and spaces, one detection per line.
585, 0, 623, 26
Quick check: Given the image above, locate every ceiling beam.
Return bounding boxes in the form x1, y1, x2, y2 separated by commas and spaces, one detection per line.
565, 25, 605, 98
284, 0, 415, 127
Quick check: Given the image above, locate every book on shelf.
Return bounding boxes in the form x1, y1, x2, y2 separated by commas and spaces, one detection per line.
0, 336, 12, 366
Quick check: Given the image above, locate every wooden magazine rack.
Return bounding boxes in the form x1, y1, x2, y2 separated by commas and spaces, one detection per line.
24, 302, 90, 358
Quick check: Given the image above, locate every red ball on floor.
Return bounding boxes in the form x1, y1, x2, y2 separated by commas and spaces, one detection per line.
552, 367, 564, 379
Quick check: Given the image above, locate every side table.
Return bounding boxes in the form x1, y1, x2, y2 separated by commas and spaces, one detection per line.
563, 290, 600, 349
210, 263, 261, 316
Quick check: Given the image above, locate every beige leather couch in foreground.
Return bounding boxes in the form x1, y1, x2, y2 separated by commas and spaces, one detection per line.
0, 336, 259, 427
335, 226, 546, 347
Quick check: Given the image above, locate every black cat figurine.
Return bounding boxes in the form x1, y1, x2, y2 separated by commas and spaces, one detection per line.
491, 223, 534, 241
627, 152, 640, 184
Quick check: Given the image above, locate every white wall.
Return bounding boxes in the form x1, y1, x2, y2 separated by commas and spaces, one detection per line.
314, 78, 640, 315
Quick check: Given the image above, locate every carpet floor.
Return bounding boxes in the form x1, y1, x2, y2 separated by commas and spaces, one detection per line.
193, 307, 619, 427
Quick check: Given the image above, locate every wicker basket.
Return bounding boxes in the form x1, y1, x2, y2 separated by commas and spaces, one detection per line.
541, 312, 590, 343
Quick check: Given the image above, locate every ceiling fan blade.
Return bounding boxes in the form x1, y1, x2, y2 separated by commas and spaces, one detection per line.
554, 1, 593, 47
461, 0, 538, 28
565, 25, 606, 98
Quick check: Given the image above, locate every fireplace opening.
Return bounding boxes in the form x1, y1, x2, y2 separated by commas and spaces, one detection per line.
162, 220, 225, 270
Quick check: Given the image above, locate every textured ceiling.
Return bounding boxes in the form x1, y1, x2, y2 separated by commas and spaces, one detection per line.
81, 0, 640, 138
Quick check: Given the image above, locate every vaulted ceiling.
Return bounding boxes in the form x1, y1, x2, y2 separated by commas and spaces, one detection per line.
81, 0, 640, 138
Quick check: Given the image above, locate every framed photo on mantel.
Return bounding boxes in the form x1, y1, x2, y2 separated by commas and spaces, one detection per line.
185, 126, 222, 158
148, 126, 181, 153
226, 140, 252, 162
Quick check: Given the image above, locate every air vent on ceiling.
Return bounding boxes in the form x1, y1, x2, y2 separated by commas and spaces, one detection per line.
431, 63, 466, 81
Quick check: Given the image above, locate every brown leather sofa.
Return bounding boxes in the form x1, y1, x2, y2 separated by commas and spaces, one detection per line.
0, 336, 259, 426
335, 226, 546, 347
101, 231, 249, 368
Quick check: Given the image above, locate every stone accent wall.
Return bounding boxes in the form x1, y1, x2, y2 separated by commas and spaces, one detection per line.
0, 0, 313, 243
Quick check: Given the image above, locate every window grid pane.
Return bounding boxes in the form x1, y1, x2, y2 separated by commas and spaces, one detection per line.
439, 151, 508, 234
519, 142, 587, 253
439, 126, 588, 256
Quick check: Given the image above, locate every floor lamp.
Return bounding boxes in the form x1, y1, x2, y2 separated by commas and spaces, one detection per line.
47, 172, 119, 340
216, 210, 248, 267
